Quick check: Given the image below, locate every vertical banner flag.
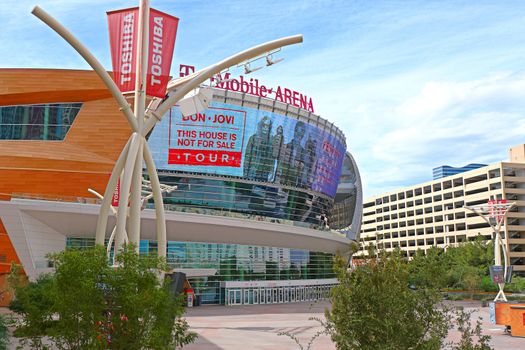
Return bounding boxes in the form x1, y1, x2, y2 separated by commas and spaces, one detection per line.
147, 8, 179, 97
107, 8, 138, 94
111, 179, 121, 207
107, 7, 179, 97
110, 178, 131, 207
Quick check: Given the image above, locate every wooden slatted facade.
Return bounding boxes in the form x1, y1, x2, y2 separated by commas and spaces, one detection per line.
0, 69, 131, 305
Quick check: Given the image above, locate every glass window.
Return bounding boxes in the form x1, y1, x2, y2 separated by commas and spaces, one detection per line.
0, 103, 82, 140
66, 237, 336, 305
156, 175, 333, 229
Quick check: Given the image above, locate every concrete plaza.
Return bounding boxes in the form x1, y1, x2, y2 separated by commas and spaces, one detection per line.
2, 300, 525, 349
184, 300, 525, 350
184, 301, 334, 350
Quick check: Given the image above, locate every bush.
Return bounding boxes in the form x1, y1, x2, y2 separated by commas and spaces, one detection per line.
10, 245, 196, 350
446, 308, 492, 350
409, 247, 450, 290
478, 276, 498, 293
506, 295, 525, 302
326, 252, 450, 350
0, 314, 8, 350
280, 246, 496, 350
506, 275, 525, 293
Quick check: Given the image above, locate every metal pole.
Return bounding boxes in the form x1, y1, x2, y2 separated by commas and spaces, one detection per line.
494, 223, 505, 301
496, 213, 511, 269
464, 203, 515, 302
114, 133, 141, 251
95, 137, 131, 244
129, 143, 144, 247
129, 0, 150, 251
494, 224, 502, 268
143, 142, 166, 258
32, 5, 304, 261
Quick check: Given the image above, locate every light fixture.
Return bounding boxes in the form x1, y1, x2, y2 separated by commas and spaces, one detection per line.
266, 54, 284, 66
178, 86, 214, 117
244, 62, 263, 74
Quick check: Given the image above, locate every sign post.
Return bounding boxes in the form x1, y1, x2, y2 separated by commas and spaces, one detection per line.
465, 199, 515, 301
106, 2, 179, 254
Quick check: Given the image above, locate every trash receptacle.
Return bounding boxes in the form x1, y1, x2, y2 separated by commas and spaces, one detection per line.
185, 288, 194, 308
509, 305, 525, 337
195, 295, 202, 306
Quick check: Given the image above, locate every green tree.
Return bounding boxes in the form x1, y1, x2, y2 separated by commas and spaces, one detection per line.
445, 238, 493, 290
408, 239, 495, 292
8, 274, 55, 349
326, 252, 450, 350
280, 245, 495, 350
506, 275, 525, 293
409, 247, 450, 290
10, 245, 196, 350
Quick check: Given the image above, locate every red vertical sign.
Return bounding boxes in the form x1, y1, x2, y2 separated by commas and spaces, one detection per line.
497, 199, 507, 222
111, 179, 120, 207
488, 199, 496, 218
107, 7, 179, 97
107, 7, 139, 94
146, 9, 179, 97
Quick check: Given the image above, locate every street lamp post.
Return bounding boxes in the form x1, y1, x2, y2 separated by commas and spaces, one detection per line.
32, 2, 303, 260
464, 200, 515, 301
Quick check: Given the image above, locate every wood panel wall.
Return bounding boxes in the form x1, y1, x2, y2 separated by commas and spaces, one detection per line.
0, 69, 133, 305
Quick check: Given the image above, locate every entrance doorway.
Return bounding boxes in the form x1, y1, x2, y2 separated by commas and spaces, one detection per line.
227, 289, 242, 306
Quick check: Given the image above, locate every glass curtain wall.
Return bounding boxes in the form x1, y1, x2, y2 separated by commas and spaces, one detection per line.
157, 175, 333, 229
0, 103, 82, 140
66, 237, 335, 305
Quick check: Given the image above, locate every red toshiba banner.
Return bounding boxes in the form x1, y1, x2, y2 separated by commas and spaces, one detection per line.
111, 179, 120, 207
108, 8, 138, 94
110, 178, 131, 207
147, 8, 179, 97
107, 7, 179, 98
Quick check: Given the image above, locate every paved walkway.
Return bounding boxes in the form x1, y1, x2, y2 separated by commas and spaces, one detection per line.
184, 300, 525, 350
3, 301, 525, 349
445, 301, 525, 350
184, 301, 334, 350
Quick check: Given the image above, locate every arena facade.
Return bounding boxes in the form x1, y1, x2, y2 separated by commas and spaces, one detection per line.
0, 68, 362, 306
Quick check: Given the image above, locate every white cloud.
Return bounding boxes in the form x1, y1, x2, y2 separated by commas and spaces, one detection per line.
363, 73, 525, 197
397, 74, 525, 121
2, 0, 525, 202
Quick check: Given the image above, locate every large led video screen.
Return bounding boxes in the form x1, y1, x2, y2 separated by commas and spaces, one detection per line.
148, 102, 345, 197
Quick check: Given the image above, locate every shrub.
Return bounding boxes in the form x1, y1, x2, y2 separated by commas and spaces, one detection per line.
506, 275, 525, 293
326, 252, 450, 350
10, 245, 196, 350
0, 314, 8, 350
409, 247, 450, 290
478, 276, 498, 293
446, 308, 492, 350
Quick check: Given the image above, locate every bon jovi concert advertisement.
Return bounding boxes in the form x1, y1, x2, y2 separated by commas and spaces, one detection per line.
148, 102, 345, 198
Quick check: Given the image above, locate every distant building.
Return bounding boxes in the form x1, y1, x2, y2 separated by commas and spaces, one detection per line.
359, 145, 525, 276
433, 163, 487, 180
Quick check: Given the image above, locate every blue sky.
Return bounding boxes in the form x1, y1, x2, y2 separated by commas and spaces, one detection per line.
1, 0, 525, 197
